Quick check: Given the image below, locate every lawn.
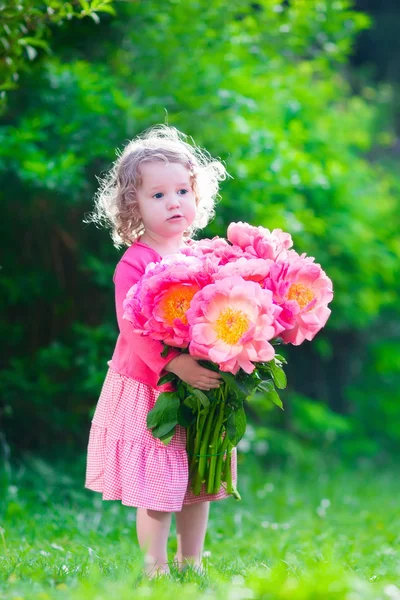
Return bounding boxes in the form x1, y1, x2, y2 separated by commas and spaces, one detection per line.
1, 452, 399, 599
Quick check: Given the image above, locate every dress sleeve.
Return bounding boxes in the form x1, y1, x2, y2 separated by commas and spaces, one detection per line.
114, 258, 180, 377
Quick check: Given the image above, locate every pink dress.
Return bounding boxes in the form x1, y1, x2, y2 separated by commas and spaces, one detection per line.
85, 241, 237, 512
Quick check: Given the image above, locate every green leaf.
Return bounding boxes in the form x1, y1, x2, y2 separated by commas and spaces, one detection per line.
177, 404, 196, 427
183, 395, 198, 411
237, 370, 260, 396
18, 37, 50, 51
268, 361, 287, 390
95, 4, 116, 15
91, 0, 116, 11
219, 371, 255, 400
271, 393, 284, 410
157, 371, 177, 386
219, 371, 243, 394
191, 388, 210, 408
226, 405, 247, 446
198, 360, 220, 372
146, 392, 180, 429
258, 381, 284, 410
257, 378, 274, 392
177, 383, 187, 401
159, 428, 176, 446
238, 375, 261, 402
257, 359, 287, 389
274, 354, 287, 365
151, 421, 176, 440
160, 343, 171, 358
226, 395, 245, 411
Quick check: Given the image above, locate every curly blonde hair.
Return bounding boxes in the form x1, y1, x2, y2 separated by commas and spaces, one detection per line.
86, 125, 227, 247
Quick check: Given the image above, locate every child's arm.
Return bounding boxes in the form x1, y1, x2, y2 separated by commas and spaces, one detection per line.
115, 259, 222, 391
114, 259, 181, 378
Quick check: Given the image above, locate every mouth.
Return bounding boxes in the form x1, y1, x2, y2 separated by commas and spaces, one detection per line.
168, 214, 184, 220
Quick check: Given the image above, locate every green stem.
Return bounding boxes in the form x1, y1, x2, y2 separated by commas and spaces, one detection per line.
189, 407, 208, 475
224, 444, 233, 494
213, 430, 230, 494
186, 421, 192, 456
192, 402, 217, 495
207, 388, 226, 493
221, 444, 241, 500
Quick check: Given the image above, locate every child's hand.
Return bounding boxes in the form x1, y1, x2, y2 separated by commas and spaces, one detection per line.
165, 354, 222, 391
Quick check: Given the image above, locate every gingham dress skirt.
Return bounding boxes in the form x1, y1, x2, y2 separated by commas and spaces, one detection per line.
85, 367, 237, 512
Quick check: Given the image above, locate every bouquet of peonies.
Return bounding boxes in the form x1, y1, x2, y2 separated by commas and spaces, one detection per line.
123, 222, 333, 499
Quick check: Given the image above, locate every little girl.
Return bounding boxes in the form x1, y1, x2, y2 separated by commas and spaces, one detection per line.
85, 125, 237, 577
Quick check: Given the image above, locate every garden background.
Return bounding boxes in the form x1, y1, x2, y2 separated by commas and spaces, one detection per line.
1, 1, 400, 598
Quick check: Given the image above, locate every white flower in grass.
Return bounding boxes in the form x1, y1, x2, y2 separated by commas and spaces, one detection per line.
51, 543, 64, 551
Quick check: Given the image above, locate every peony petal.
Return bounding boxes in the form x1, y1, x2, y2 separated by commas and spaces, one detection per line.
191, 323, 218, 345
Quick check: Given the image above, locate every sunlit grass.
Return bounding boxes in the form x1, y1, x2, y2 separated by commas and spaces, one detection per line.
1, 452, 400, 599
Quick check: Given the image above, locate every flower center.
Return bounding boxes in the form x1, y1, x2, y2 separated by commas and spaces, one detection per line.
214, 307, 249, 345
161, 283, 199, 325
287, 283, 314, 310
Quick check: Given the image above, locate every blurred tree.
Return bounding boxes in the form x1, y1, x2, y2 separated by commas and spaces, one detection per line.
0, 0, 115, 110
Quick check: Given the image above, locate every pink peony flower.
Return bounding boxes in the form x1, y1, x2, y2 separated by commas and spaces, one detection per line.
181, 236, 230, 258
227, 221, 293, 261
263, 254, 333, 345
186, 276, 284, 374
213, 257, 273, 285
208, 243, 247, 266
181, 236, 246, 266
123, 255, 211, 347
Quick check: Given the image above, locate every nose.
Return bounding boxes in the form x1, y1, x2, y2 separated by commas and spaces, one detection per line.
166, 194, 180, 209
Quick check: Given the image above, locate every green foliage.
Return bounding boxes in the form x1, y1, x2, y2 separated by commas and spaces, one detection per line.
1, 0, 399, 455
0, 324, 116, 450
147, 355, 286, 451
0, 0, 115, 108
146, 392, 180, 442
290, 393, 353, 442
345, 335, 400, 452
226, 405, 247, 446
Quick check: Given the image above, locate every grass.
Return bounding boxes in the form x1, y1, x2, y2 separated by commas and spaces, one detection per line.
1, 452, 400, 599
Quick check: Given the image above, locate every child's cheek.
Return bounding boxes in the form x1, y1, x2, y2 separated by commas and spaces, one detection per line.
192, 199, 199, 218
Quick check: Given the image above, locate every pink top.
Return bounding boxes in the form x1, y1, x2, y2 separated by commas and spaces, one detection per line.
108, 241, 180, 391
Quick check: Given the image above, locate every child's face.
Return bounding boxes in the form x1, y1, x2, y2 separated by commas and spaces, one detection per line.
136, 161, 197, 240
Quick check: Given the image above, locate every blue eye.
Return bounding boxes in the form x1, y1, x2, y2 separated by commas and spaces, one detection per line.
178, 189, 188, 195
153, 192, 163, 199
